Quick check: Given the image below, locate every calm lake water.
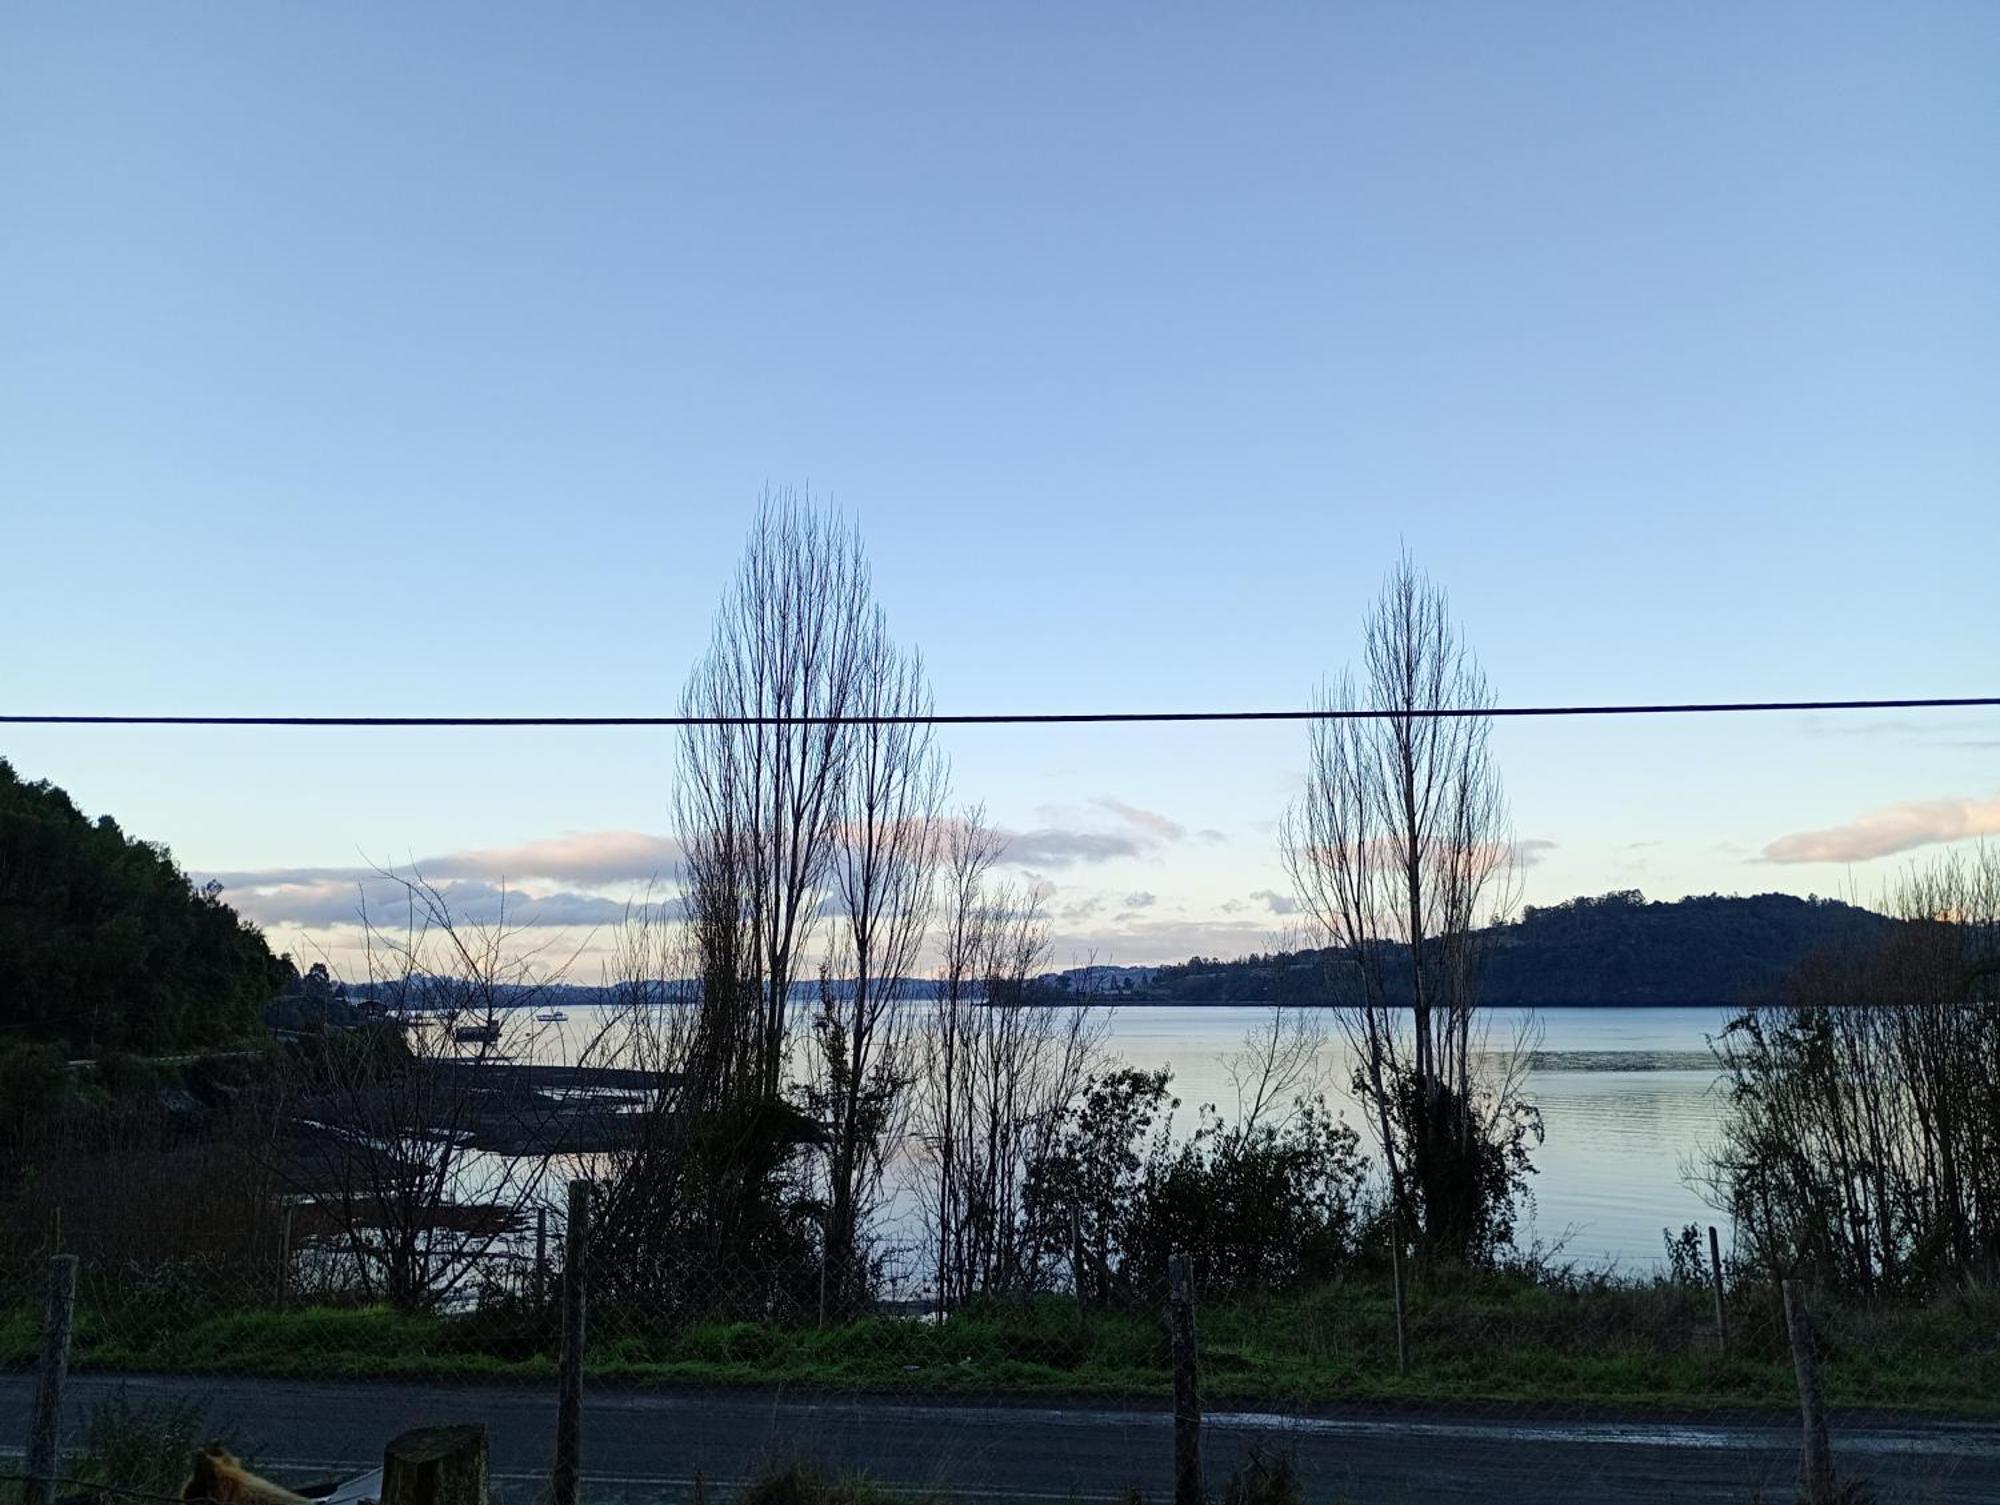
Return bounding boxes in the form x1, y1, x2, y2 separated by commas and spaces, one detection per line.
1104, 1005, 1734, 1271
510, 1001, 1735, 1273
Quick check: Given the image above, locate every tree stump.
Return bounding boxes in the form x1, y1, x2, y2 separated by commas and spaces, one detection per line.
382, 1425, 489, 1505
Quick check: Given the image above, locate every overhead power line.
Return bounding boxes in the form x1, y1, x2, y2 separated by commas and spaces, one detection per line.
2, 695, 1996, 728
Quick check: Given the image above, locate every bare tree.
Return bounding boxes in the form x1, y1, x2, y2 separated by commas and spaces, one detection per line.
913, 810, 1105, 1307
1702, 846, 2000, 1293
1225, 1004, 1331, 1135
1282, 554, 1532, 1265
277, 873, 579, 1310
676, 491, 871, 1103
809, 610, 947, 1311
584, 895, 814, 1319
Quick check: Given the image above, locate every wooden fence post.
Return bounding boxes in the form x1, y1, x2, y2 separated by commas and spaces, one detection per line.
1070, 1208, 1089, 1334
1167, 1254, 1202, 1505
25, 1254, 79, 1505
1707, 1226, 1728, 1356
383, 1424, 488, 1505
551, 1179, 590, 1505
1782, 1279, 1835, 1505
276, 1205, 296, 1308
536, 1205, 549, 1304
1390, 1231, 1409, 1377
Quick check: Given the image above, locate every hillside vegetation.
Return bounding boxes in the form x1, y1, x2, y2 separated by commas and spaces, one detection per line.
0, 758, 285, 1054
1139, 890, 1893, 1005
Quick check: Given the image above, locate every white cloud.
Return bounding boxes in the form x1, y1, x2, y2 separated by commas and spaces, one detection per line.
203, 830, 681, 891
198, 829, 683, 930
1763, 794, 2000, 864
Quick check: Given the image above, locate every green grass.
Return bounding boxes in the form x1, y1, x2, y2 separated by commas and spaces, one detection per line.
4, 1276, 1994, 1417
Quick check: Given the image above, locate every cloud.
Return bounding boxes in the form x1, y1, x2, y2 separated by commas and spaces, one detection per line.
204, 830, 682, 891
995, 798, 1197, 870
1000, 829, 1152, 866
221, 875, 645, 930
1762, 794, 2000, 864
1513, 838, 1558, 868
1250, 889, 1301, 916
199, 829, 684, 931
1123, 891, 1158, 909
1091, 798, 1186, 843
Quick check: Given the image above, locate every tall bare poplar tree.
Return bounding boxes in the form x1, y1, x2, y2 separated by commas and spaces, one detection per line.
676, 492, 870, 1103
1282, 555, 1534, 1264
810, 609, 946, 1309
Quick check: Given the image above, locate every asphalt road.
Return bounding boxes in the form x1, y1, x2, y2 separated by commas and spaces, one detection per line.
5, 1373, 1997, 1504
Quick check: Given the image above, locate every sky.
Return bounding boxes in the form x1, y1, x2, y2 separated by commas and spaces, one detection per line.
3, 3, 1997, 974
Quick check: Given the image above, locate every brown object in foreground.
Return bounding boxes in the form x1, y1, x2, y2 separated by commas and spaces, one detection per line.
182, 1446, 313, 1505
1782, 1280, 1836, 1504
382, 1426, 489, 1505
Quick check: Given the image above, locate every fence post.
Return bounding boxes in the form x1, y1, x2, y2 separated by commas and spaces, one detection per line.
1390, 1230, 1409, 1377
551, 1179, 590, 1505
536, 1206, 549, 1305
276, 1205, 296, 1308
1167, 1254, 1202, 1505
1070, 1208, 1089, 1333
25, 1254, 79, 1505
1707, 1226, 1728, 1356
1782, 1279, 1835, 1505
383, 1424, 489, 1505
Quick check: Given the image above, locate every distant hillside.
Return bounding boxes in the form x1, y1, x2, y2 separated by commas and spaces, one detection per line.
1129, 891, 1896, 1006
0, 759, 288, 1053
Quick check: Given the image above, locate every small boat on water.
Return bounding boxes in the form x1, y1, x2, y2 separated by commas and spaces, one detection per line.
534, 1008, 568, 1023
452, 1018, 502, 1044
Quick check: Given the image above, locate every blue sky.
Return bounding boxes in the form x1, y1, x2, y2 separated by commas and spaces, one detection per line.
3, 3, 1996, 969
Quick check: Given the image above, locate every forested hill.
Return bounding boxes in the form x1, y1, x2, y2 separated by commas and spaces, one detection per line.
1138, 891, 1895, 1006
0, 759, 287, 1053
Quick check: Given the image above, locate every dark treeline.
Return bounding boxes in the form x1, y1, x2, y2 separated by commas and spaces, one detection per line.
1136, 890, 1893, 1006
0, 758, 288, 1054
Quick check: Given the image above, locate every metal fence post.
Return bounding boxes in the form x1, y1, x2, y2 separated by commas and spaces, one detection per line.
1167, 1254, 1202, 1505
1782, 1279, 1835, 1504
552, 1179, 590, 1505
1707, 1226, 1728, 1356
25, 1254, 80, 1505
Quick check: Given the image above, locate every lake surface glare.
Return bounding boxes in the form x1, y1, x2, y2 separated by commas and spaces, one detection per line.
521, 1002, 1735, 1272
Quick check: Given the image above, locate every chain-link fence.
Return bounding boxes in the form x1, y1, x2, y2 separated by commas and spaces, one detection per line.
6, 1165, 1998, 1505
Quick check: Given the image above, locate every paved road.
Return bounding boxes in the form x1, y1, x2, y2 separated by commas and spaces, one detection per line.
5, 1373, 1997, 1504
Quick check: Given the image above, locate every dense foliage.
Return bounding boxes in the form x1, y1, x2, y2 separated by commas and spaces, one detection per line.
1140, 891, 1894, 1005
0, 758, 286, 1053
1707, 854, 2000, 1295
1024, 1068, 1374, 1299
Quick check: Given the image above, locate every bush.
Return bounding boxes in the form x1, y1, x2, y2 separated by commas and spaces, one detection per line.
61, 1387, 235, 1502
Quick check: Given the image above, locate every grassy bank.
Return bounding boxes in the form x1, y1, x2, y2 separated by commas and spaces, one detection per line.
4, 1275, 1994, 1416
